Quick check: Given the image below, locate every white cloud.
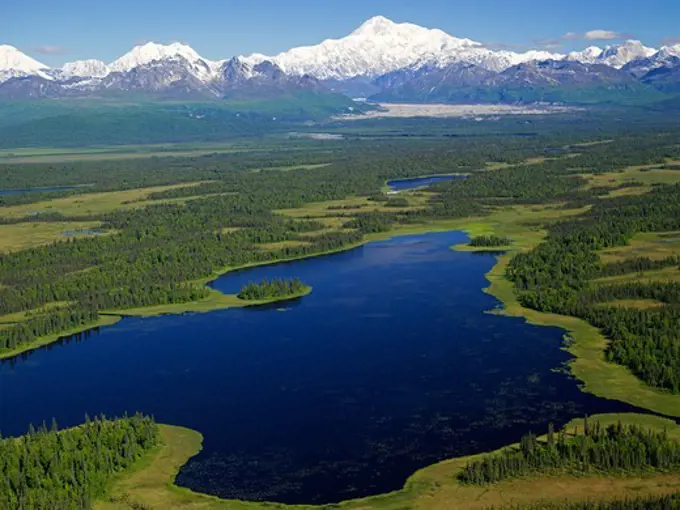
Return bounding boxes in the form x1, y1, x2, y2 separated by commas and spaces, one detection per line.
584, 30, 622, 41
33, 45, 68, 55
558, 29, 631, 43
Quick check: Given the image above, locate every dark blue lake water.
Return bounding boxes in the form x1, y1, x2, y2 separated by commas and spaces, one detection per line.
387, 175, 462, 191
0, 231, 643, 504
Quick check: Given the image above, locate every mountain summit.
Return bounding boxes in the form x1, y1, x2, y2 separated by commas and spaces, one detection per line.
109, 42, 207, 73
244, 16, 561, 79
0, 45, 51, 82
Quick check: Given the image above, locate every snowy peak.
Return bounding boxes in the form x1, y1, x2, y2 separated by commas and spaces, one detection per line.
107, 42, 222, 83
622, 45, 680, 78
250, 16, 489, 80
109, 42, 205, 72
352, 15, 399, 36
598, 40, 656, 68
0, 44, 51, 81
659, 44, 680, 58
0, 45, 48, 71
567, 46, 603, 64
59, 59, 109, 79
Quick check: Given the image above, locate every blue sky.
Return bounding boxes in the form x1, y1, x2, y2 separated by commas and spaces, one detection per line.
4, 0, 680, 66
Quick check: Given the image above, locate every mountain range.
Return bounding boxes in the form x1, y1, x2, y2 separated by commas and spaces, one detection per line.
1, 16, 680, 105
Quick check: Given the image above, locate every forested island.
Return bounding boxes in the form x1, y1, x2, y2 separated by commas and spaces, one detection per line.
237, 277, 311, 301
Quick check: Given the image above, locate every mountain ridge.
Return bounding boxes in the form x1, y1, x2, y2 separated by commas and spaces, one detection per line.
1, 17, 679, 105
0, 17, 671, 83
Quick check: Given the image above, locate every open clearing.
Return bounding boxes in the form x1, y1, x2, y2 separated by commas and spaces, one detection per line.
580, 160, 680, 197
0, 142, 271, 164
0, 221, 105, 252
599, 231, 680, 263
0, 182, 210, 220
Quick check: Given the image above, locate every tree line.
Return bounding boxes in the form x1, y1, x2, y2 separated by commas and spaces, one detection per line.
238, 278, 308, 301
470, 235, 512, 247
507, 184, 680, 392
505, 492, 680, 509
459, 419, 680, 485
0, 414, 159, 510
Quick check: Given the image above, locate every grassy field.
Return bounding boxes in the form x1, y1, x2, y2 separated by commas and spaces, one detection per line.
0, 221, 104, 252
599, 231, 680, 263
277, 193, 431, 219
257, 240, 313, 250
0, 301, 73, 325
599, 298, 666, 310
596, 266, 680, 285
255, 163, 331, 172
0, 182, 209, 220
0, 142, 269, 164
96, 413, 680, 510
580, 160, 680, 197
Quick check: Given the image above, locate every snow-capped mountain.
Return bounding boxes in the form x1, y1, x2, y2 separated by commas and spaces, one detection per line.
566, 46, 603, 64
0, 20, 667, 86
58, 59, 110, 79
110, 42, 202, 72
0, 52, 325, 101
109, 42, 220, 82
245, 16, 563, 79
0, 45, 52, 82
623, 46, 680, 78
0, 17, 677, 105
373, 58, 648, 104
595, 40, 656, 68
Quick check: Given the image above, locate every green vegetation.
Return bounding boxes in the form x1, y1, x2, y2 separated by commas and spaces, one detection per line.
0, 414, 159, 510
460, 418, 680, 484
507, 185, 680, 392
469, 234, 513, 248
0, 304, 100, 352
514, 493, 680, 509
0, 314, 121, 360
237, 277, 310, 301
0, 96, 358, 149
0, 221, 104, 253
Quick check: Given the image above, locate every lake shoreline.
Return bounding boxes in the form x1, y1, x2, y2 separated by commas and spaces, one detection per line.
457, 241, 680, 418
0, 314, 121, 360
3, 217, 677, 418
97, 413, 680, 509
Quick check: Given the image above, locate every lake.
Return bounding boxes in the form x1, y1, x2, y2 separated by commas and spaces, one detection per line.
0, 231, 643, 504
387, 175, 463, 191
